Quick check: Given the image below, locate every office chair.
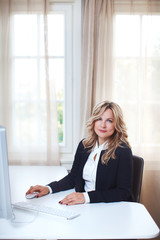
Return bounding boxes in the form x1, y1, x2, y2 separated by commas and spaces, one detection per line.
132, 155, 144, 202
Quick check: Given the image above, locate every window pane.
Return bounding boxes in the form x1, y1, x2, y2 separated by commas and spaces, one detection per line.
122, 104, 139, 144
40, 14, 64, 56
115, 15, 140, 57
142, 105, 160, 144
13, 15, 37, 56
57, 102, 64, 143
39, 58, 64, 143
15, 102, 39, 144
14, 102, 63, 145
14, 59, 37, 100
144, 60, 160, 101
142, 16, 160, 57
49, 59, 64, 100
114, 59, 139, 101
40, 59, 64, 101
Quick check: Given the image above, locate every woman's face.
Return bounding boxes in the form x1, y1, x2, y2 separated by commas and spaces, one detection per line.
94, 108, 115, 145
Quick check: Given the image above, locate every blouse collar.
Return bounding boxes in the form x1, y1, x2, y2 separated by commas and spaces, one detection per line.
94, 140, 108, 151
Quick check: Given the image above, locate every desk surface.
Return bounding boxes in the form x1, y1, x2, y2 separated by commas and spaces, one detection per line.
0, 166, 159, 239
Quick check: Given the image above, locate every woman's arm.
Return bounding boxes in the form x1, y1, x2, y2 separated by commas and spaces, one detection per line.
47, 140, 84, 193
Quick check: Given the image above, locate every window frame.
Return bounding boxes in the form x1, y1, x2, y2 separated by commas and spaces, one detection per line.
50, 4, 73, 153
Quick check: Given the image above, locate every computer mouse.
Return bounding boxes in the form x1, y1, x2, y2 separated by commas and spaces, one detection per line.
26, 192, 39, 199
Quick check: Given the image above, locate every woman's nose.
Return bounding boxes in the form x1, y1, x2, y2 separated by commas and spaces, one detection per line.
101, 121, 106, 128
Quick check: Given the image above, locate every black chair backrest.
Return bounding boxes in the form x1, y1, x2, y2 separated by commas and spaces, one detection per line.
132, 155, 144, 202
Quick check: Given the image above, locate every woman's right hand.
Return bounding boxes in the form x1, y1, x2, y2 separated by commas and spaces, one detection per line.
26, 185, 50, 198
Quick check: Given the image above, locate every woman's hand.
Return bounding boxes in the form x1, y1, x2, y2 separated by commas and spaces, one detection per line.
59, 192, 85, 206
26, 185, 49, 198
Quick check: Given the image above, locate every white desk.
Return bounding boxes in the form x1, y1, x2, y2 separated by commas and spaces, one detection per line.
0, 166, 159, 239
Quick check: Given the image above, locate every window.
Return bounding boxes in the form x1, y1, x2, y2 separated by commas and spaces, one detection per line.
114, 14, 160, 156
11, 4, 73, 153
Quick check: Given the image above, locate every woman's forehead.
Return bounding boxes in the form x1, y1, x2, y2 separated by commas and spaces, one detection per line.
101, 108, 114, 118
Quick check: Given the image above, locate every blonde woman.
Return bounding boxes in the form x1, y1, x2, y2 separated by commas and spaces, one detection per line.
26, 101, 134, 204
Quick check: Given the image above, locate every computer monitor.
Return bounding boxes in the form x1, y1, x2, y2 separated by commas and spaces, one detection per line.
0, 126, 13, 219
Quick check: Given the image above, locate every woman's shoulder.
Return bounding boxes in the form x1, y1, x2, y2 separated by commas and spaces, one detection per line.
115, 141, 132, 155
76, 139, 85, 151
76, 138, 92, 153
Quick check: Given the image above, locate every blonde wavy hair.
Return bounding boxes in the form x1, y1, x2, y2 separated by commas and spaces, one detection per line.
83, 100, 131, 164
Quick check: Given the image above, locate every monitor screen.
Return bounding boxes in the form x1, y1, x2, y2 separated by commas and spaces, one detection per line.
0, 126, 13, 219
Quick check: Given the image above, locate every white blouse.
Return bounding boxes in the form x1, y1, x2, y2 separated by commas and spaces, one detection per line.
82, 141, 108, 203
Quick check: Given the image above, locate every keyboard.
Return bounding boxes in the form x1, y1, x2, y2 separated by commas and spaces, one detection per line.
12, 201, 80, 220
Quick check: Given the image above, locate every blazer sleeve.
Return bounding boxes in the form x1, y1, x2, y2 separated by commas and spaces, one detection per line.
88, 145, 133, 203
47, 140, 84, 193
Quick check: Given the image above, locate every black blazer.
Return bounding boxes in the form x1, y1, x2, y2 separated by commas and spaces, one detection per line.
48, 140, 134, 203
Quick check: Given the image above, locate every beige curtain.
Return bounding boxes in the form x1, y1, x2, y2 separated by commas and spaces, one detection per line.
0, 0, 60, 165
80, 0, 114, 138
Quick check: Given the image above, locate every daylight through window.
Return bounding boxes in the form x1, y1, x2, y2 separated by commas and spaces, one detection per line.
12, 13, 65, 145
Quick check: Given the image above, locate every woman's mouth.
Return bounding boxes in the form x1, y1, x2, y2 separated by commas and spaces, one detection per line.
99, 129, 107, 133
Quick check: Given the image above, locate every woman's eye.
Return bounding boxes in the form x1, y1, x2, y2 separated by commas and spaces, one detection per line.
97, 118, 102, 121
108, 119, 113, 123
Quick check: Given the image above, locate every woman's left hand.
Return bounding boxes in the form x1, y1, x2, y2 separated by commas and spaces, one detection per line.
59, 192, 85, 205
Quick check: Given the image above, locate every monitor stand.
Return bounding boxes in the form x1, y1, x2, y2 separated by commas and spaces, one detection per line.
11, 207, 38, 224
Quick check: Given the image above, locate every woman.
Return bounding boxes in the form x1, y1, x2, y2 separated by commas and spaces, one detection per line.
26, 100, 134, 205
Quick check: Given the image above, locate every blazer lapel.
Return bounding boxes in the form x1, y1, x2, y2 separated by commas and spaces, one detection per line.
80, 147, 92, 169
95, 150, 106, 189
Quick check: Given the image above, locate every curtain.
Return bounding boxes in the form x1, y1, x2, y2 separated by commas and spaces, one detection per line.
80, 0, 114, 138
0, 0, 60, 165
